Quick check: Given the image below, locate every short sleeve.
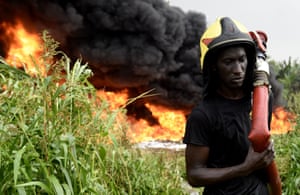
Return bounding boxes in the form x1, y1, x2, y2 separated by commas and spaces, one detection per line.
183, 106, 212, 146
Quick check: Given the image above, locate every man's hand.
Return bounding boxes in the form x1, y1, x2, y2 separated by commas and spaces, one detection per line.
242, 141, 275, 174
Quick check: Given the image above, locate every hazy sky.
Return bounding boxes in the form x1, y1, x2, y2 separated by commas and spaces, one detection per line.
169, 0, 300, 62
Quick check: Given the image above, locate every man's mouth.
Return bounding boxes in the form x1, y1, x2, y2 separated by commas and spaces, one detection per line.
231, 77, 244, 83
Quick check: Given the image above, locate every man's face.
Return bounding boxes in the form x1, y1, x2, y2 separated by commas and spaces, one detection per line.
216, 46, 248, 90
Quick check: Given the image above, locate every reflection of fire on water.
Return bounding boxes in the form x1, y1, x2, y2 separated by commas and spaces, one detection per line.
1, 21, 296, 144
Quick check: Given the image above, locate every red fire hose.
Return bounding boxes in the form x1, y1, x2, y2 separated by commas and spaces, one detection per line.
248, 86, 282, 195
248, 31, 282, 195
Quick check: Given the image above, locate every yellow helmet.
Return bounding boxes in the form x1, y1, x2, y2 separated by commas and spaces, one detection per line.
199, 17, 256, 71
199, 17, 257, 97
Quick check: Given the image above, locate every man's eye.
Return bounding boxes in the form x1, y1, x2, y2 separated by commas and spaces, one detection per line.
239, 56, 247, 63
239, 57, 246, 62
224, 60, 232, 65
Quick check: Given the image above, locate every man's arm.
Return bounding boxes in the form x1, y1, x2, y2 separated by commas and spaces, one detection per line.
185, 143, 274, 187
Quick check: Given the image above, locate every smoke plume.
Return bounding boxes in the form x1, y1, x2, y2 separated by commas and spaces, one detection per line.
0, 0, 283, 117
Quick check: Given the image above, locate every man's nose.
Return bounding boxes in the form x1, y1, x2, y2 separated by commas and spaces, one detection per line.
232, 61, 244, 73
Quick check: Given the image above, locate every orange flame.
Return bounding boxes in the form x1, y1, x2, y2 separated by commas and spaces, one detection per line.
127, 103, 186, 143
271, 107, 296, 134
96, 89, 129, 110
96, 89, 186, 143
2, 21, 44, 75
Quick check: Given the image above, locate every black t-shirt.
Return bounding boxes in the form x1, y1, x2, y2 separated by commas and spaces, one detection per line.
183, 93, 269, 195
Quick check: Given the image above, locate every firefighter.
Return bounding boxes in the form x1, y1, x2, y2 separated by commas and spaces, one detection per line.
183, 17, 275, 194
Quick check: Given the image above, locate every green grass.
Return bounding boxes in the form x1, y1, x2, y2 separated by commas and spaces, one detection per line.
274, 115, 300, 195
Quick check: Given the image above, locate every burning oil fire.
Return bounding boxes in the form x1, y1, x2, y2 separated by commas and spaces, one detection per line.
2, 21, 296, 143
271, 106, 296, 134
128, 103, 186, 143
96, 89, 187, 143
1, 21, 44, 75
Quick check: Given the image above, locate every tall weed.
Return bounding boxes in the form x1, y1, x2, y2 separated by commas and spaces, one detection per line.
0, 32, 186, 194
275, 115, 300, 195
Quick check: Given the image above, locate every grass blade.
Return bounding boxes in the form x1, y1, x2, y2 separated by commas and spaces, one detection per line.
48, 175, 64, 195
13, 145, 26, 185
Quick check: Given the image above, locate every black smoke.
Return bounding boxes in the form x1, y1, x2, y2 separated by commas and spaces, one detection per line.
0, 0, 283, 121
0, 0, 205, 113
